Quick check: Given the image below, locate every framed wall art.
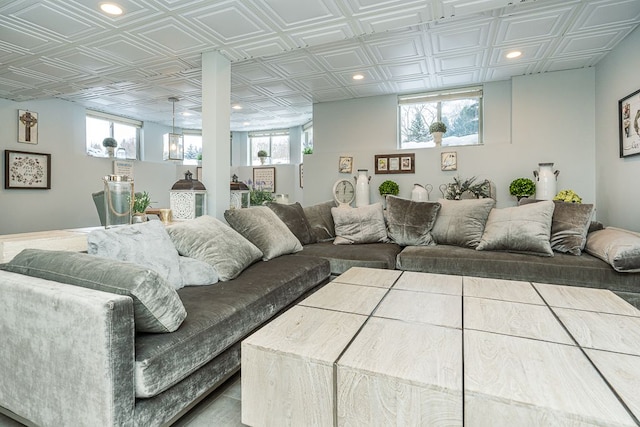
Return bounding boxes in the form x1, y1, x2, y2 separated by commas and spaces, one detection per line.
441, 151, 457, 171
18, 110, 38, 144
253, 167, 276, 192
338, 156, 353, 173
5, 150, 51, 189
619, 88, 640, 158
374, 153, 415, 174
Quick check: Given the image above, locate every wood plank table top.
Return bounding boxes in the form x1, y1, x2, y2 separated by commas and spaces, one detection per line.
242, 268, 640, 427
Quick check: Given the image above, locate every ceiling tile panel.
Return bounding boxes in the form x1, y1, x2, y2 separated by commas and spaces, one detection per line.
136, 20, 210, 54
554, 29, 629, 56
54, 51, 113, 72
368, 36, 424, 62
349, 82, 392, 97
494, 8, 573, 44
390, 78, 432, 93
257, 0, 340, 27
93, 39, 158, 64
484, 63, 534, 81
271, 56, 323, 76
383, 61, 429, 78
12, 2, 94, 38
298, 75, 343, 91
193, 5, 269, 42
542, 54, 602, 73
0, 25, 53, 52
431, 23, 490, 53
489, 41, 551, 66
288, 25, 356, 48
315, 46, 373, 70
358, 7, 432, 33
435, 51, 484, 72
437, 70, 480, 86
568, 0, 640, 32
311, 87, 354, 102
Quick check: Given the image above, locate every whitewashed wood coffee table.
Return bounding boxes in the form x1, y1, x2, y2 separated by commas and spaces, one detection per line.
241, 267, 640, 426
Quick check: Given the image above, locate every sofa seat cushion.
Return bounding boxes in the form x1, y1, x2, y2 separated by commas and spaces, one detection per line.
133, 254, 330, 398
300, 242, 401, 275
396, 244, 640, 294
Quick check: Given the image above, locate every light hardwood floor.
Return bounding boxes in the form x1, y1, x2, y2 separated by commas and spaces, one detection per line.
0, 373, 246, 427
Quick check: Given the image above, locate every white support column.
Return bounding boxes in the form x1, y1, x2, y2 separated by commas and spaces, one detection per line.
201, 51, 231, 219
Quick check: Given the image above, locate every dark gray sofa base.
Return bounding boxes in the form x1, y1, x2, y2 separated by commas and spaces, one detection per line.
397, 245, 640, 308
300, 242, 402, 276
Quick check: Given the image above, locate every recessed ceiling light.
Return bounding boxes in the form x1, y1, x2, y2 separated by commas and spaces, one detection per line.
243, 122, 250, 126
181, 112, 192, 117
232, 105, 243, 110
100, 3, 123, 16
506, 51, 522, 59
352, 74, 365, 80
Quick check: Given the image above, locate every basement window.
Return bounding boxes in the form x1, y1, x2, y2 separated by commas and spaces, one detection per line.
86, 111, 141, 159
250, 129, 290, 165
398, 86, 483, 149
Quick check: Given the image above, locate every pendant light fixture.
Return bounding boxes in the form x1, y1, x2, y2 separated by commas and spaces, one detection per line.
163, 97, 184, 161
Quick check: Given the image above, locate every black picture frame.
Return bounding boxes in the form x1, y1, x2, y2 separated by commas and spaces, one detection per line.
619, 88, 640, 158
5, 150, 51, 189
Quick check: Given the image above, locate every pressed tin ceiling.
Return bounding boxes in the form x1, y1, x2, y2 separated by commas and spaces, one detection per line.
0, 0, 639, 131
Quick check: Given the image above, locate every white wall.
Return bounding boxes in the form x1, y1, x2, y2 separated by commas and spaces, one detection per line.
595, 25, 640, 231
306, 69, 596, 211
0, 98, 179, 234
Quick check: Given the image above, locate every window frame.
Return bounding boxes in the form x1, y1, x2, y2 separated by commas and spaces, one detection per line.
86, 111, 142, 159
249, 129, 290, 165
398, 86, 483, 149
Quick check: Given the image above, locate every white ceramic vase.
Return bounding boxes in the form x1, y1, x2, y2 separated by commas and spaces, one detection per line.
432, 132, 443, 145
533, 162, 560, 200
411, 184, 428, 202
355, 169, 370, 207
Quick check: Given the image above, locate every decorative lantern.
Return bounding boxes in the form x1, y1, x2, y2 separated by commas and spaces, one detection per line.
163, 97, 184, 161
103, 175, 134, 228
170, 170, 207, 220
230, 182, 250, 209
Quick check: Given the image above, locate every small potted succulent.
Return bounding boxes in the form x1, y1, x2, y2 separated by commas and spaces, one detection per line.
132, 191, 152, 223
102, 137, 118, 157
429, 121, 447, 145
257, 150, 268, 164
554, 189, 582, 203
509, 177, 536, 201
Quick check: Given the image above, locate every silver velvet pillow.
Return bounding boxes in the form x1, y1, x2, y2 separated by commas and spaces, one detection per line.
585, 227, 640, 272
477, 200, 555, 256
331, 203, 388, 245
224, 206, 303, 261
431, 198, 495, 248
166, 216, 263, 281
87, 220, 183, 290
385, 195, 441, 246
3, 249, 186, 333
303, 200, 337, 242
178, 256, 219, 286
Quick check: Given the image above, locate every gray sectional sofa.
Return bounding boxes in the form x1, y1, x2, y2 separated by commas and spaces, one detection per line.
0, 195, 639, 427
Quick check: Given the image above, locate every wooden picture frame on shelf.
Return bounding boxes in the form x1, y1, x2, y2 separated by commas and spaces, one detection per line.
5, 150, 51, 189
375, 153, 415, 174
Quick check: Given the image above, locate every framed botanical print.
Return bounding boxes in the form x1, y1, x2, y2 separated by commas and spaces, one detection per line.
5, 150, 51, 189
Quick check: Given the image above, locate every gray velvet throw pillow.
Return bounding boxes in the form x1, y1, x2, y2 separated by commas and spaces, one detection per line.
331, 203, 388, 245
3, 249, 186, 333
385, 196, 441, 246
477, 200, 555, 256
167, 215, 263, 281
585, 227, 640, 272
431, 198, 495, 248
224, 206, 303, 261
303, 200, 337, 242
266, 202, 316, 245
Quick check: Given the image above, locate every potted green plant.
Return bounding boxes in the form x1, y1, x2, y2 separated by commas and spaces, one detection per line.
102, 137, 118, 157
554, 189, 582, 203
429, 121, 447, 145
257, 150, 268, 164
303, 147, 313, 154
379, 180, 399, 197
132, 191, 152, 223
444, 176, 490, 200
196, 152, 202, 166
250, 189, 274, 206
509, 178, 536, 201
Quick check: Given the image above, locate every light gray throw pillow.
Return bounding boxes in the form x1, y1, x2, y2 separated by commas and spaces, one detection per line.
3, 249, 186, 333
224, 206, 303, 260
431, 198, 495, 248
585, 227, 640, 272
331, 203, 388, 245
167, 215, 262, 281
385, 195, 441, 246
178, 256, 219, 286
87, 220, 183, 289
477, 200, 555, 256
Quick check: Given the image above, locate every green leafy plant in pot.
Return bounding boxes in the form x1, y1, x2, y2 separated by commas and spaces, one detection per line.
429, 121, 447, 145
102, 137, 118, 157
379, 180, 400, 198
509, 178, 536, 201
132, 191, 152, 223
257, 149, 268, 164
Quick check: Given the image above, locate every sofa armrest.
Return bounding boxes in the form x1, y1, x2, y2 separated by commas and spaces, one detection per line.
0, 270, 135, 427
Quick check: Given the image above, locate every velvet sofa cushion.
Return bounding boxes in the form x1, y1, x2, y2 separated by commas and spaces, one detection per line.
178, 256, 219, 286
477, 200, 555, 256
133, 254, 330, 398
519, 198, 595, 255
167, 216, 263, 281
431, 198, 495, 248
331, 203, 388, 245
303, 200, 337, 242
266, 202, 316, 245
585, 227, 640, 273
385, 195, 441, 246
224, 206, 303, 260
300, 242, 402, 275
2, 249, 186, 333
